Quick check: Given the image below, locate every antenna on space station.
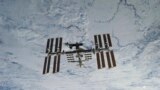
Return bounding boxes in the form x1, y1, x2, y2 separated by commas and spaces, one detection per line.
42, 33, 116, 74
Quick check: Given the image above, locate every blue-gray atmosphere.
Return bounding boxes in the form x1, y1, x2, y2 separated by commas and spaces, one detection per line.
0, 0, 160, 90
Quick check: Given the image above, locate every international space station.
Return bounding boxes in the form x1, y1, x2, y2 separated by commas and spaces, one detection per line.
42, 33, 116, 74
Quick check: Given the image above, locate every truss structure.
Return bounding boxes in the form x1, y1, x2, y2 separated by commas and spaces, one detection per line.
42, 34, 116, 74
